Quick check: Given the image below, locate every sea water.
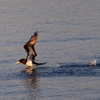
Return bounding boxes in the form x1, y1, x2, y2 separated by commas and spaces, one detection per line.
0, 0, 100, 100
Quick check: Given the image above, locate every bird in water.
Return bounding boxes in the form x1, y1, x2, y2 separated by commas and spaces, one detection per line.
15, 31, 47, 74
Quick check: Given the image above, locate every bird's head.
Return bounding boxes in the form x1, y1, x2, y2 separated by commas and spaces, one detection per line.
15, 59, 27, 65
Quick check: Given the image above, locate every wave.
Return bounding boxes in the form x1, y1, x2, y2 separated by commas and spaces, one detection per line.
0, 63, 100, 80
37, 63, 100, 77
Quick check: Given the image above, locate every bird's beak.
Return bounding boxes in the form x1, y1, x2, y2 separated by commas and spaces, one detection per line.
15, 61, 20, 65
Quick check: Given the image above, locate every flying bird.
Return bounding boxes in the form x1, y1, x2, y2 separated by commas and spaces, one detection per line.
15, 31, 46, 73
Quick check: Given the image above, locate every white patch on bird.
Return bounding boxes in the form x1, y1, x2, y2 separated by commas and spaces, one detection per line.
26, 54, 33, 67
26, 54, 35, 67
26, 60, 33, 67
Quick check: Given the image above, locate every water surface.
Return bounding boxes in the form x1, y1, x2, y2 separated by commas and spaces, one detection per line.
0, 0, 100, 100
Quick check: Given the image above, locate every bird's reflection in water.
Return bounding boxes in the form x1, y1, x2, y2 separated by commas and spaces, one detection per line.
24, 69, 40, 100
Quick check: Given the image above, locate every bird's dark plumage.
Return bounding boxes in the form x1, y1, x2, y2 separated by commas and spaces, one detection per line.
15, 31, 47, 70
23, 31, 38, 60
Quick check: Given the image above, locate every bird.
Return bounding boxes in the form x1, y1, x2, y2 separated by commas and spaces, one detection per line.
15, 31, 47, 73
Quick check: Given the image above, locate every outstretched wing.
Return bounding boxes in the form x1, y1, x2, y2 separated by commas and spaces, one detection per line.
23, 31, 38, 59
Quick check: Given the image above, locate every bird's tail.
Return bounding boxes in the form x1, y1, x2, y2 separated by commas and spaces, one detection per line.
33, 61, 47, 65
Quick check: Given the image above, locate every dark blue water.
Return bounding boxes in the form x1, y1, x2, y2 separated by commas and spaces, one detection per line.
0, 0, 100, 100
